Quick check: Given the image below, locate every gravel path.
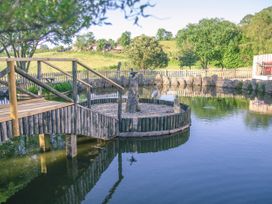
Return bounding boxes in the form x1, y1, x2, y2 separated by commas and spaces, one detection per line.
90, 103, 174, 118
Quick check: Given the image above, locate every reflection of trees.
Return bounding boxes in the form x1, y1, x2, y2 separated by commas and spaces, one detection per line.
0, 135, 65, 159
244, 112, 272, 130
181, 97, 249, 120
0, 135, 65, 203
2, 132, 190, 204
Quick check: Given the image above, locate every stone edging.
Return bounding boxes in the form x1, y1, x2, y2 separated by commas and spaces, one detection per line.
155, 74, 272, 94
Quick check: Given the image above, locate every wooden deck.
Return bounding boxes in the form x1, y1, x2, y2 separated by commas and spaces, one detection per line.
0, 98, 73, 122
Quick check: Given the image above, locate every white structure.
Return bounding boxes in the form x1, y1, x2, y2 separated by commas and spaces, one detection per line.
252, 54, 272, 80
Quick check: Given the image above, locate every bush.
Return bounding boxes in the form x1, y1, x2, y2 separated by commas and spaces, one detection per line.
27, 86, 38, 94
28, 82, 72, 95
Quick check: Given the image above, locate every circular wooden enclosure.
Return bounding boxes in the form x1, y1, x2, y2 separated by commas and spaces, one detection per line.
82, 98, 191, 138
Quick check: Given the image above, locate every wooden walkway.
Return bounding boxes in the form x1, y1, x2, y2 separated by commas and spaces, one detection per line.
0, 98, 73, 122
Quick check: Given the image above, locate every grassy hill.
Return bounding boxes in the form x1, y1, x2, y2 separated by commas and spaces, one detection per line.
0, 40, 180, 73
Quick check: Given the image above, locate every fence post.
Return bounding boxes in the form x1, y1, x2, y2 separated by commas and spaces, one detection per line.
87, 70, 92, 108
72, 61, 78, 132
118, 90, 122, 132
7, 60, 20, 137
37, 61, 42, 95
67, 60, 78, 158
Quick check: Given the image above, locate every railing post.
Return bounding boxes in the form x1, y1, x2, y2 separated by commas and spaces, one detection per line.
67, 60, 78, 159
72, 61, 78, 132
37, 61, 42, 95
118, 90, 122, 132
7, 60, 20, 137
86, 70, 92, 108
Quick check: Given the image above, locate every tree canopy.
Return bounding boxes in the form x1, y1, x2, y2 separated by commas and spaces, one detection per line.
240, 6, 272, 55
117, 31, 132, 47
176, 18, 242, 69
127, 35, 168, 69
156, 28, 173, 41
74, 32, 95, 51
0, 0, 152, 71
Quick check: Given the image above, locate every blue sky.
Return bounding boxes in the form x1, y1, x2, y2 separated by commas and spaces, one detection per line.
84, 0, 271, 40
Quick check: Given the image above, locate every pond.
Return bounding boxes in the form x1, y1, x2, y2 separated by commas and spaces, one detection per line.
1, 86, 272, 204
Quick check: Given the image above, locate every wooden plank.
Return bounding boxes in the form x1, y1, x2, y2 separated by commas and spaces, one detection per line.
0, 102, 73, 122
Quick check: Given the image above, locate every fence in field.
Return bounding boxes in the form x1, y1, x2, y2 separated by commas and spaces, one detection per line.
0, 67, 252, 89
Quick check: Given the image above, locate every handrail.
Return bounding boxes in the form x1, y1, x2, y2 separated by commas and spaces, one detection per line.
0, 67, 10, 78
77, 61, 125, 92
41, 61, 92, 89
0, 57, 77, 62
0, 79, 41, 98
15, 67, 73, 102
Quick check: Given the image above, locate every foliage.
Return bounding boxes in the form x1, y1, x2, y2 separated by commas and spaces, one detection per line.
0, 0, 152, 72
28, 82, 72, 95
178, 43, 198, 68
127, 35, 168, 69
176, 18, 242, 69
108, 39, 116, 49
239, 7, 272, 59
96, 39, 108, 51
117, 31, 131, 47
74, 32, 95, 51
39, 44, 49, 51
27, 86, 39, 94
156, 28, 173, 41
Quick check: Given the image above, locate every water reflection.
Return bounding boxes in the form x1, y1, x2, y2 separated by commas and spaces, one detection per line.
0, 131, 189, 204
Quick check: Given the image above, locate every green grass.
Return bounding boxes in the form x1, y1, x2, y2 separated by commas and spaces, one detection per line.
0, 51, 128, 73
0, 40, 191, 72
160, 40, 179, 54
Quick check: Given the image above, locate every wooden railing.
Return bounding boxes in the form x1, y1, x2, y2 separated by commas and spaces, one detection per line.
0, 67, 252, 89
0, 57, 125, 137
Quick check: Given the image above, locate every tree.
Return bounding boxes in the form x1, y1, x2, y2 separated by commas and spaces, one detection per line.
96, 39, 108, 51
0, 0, 152, 71
117, 31, 131, 47
176, 18, 241, 69
178, 49, 198, 69
240, 7, 272, 55
108, 39, 116, 49
39, 44, 49, 51
156, 28, 173, 41
74, 32, 95, 51
127, 35, 168, 69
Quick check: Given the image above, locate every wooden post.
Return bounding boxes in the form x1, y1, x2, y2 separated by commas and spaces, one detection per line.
87, 87, 92, 108
67, 60, 78, 158
66, 134, 77, 159
37, 61, 42, 95
118, 90, 122, 132
39, 134, 50, 152
72, 61, 78, 132
40, 153, 47, 174
8, 60, 20, 137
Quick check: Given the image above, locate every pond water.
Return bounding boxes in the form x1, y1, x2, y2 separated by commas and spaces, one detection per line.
1, 86, 272, 204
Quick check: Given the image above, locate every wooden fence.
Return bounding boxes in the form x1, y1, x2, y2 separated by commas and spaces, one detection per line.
0, 104, 119, 143
0, 67, 252, 89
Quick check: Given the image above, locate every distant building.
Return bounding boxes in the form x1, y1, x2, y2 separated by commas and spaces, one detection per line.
112, 45, 124, 53
252, 54, 272, 80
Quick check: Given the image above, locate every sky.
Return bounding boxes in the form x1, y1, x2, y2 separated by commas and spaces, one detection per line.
84, 0, 271, 40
